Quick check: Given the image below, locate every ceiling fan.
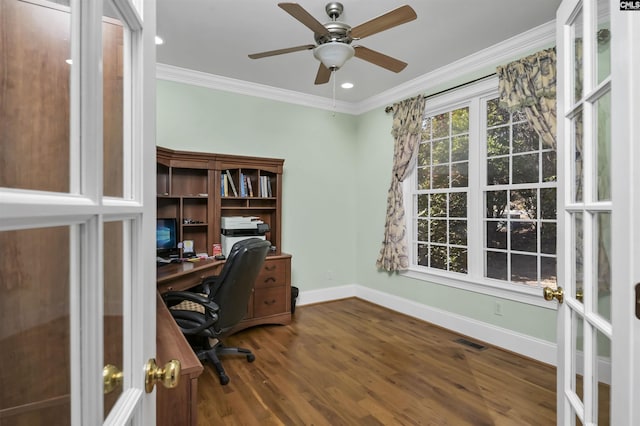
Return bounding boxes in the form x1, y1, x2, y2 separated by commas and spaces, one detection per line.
248, 2, 417, 85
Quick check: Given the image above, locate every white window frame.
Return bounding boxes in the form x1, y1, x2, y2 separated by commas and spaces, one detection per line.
403, 76, 556, 308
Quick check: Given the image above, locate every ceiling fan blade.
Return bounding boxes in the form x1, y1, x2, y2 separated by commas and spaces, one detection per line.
248, 44, 315, 59
350, 5, 417, 39
354, 46, 408, 73
278, 3, 331, 37
314, 63, 331, 85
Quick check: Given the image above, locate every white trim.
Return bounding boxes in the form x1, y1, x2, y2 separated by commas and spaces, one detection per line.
297, 284, 557, 365
103, 389, 143, 426
111, 0, 143, 31
610, 3, 640, 425
156, 20, 556, 116
156, 63, 354, 114
402, 269, 555, 309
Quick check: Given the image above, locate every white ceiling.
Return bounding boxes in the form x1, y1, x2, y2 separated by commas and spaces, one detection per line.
156, 1, 561, 104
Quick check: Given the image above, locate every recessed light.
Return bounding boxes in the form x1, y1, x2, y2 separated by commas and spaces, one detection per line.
155, 36, 164, 45
341, 82, 354, 89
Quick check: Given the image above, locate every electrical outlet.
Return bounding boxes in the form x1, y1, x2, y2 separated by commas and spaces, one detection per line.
494, 301, 503, 316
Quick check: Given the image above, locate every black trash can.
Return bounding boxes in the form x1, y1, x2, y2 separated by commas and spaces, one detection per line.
291, 286, 299, 314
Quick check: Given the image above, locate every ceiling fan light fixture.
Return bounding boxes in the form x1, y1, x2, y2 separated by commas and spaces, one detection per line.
313, 42, 354, 70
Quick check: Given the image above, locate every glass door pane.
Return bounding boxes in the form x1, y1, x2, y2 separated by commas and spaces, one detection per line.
103, 2, 125, 198
572, 6, 584, 103
0, 0, 71, 193
595, 213, 611, 321
595, 92, 611, 201
594, 330, 611, 425
103, 221, 124, 418
0, 226, 71, 424
595, 0, 611, 84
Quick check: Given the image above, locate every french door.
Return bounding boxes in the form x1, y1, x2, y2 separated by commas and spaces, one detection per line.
555, 0, 640, 424
0, 0, 157, 424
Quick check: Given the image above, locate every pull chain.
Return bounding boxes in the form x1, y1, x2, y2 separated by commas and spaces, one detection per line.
332, 70, 336, 116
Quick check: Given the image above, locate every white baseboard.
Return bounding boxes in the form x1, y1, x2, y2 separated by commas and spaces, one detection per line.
297, 284, 557, 366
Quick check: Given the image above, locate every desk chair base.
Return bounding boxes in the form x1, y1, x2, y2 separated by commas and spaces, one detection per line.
193, 338, 255, 385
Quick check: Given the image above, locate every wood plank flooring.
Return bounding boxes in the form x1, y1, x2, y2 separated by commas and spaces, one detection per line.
197, 298, 557, 425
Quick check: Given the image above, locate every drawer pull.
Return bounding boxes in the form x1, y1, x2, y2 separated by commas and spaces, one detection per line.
264, 299, 276, 305
263, 277, 276, 283
265, 265, 276, 271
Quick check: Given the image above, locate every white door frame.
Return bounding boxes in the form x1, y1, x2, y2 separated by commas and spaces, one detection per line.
609, 4, 640, 425
556, 1, 640, 424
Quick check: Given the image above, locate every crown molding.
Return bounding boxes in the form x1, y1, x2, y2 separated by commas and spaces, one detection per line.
156, 64, 357, 114
156, 19, 555, 117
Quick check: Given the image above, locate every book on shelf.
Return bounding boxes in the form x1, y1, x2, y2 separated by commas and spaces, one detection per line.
223, 173, 229, 197
239, 172, 246, 197
247, 175, 254, 197
225, 170, 238, 197
220, 172, 225, 196
259, 175, 272, 197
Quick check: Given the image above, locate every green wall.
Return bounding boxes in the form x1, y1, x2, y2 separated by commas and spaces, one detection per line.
157, 81, 359, 294
157, 76, 556, 344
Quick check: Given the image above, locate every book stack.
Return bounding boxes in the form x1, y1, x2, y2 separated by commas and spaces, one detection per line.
259, 175, 272, 197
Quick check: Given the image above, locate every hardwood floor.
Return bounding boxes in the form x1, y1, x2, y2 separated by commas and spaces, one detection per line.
197, 298, 557, 425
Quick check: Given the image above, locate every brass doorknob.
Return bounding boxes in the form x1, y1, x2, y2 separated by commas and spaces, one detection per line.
543, 286, 564, 304
103, 364, 123, 394
144, 358, 181, 393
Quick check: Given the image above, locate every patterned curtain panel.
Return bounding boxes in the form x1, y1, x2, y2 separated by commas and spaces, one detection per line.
376, 95, 425, 272
497, 47, 557, 149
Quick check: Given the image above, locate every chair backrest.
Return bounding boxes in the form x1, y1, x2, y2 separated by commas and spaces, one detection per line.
210, 238, 271, 333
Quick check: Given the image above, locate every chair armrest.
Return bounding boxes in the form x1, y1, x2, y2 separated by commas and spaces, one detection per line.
163, 291, 221, 335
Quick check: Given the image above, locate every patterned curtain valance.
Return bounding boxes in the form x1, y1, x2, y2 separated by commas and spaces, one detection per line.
497, 47, 557, 149
497, 47, 557, 111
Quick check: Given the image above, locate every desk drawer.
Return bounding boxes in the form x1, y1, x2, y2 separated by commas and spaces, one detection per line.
253, 286, 287, 318
255, 258, 287, 288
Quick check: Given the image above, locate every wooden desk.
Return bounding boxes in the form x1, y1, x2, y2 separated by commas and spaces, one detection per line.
156, 292, 203, 426
156, 258, 224, 294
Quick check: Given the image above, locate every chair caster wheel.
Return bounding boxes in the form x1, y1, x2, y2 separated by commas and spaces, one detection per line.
219, 374, 229, 385
247, 354, 255, 363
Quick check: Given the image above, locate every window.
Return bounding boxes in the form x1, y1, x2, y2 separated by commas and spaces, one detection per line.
406, 78, 557, 297
484, 98, 557, 287
416, 107, 469, 273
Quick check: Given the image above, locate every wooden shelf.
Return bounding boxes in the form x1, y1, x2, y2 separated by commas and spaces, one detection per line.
157, 147, 284, 257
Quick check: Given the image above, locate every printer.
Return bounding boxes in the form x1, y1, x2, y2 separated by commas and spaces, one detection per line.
220, 216, 270, 257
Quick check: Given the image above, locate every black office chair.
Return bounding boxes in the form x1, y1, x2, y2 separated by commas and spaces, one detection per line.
162, 238, 271, 385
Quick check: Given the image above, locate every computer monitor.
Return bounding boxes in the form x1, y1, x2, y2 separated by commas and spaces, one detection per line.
156, 218, 178, 257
